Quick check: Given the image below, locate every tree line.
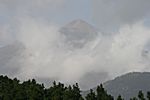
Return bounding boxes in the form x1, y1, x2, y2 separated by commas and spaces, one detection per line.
0, 75, 150, 100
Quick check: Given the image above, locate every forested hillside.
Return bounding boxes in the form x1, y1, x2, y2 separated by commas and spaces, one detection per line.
0, 75, 150, 100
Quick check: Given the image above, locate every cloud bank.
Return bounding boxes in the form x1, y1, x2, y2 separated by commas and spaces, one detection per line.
3, 18, 150, 86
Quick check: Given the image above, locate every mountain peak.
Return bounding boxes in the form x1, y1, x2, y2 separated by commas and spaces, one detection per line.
59, 19, 98, 49
61, 19, 97, 33
68, 19, 90, 27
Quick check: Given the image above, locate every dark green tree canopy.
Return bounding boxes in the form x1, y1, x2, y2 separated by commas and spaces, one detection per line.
0, 75, 150, 100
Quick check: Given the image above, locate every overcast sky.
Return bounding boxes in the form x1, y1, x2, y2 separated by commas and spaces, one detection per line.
0, 0, 91, 26
0, 0, 150, 29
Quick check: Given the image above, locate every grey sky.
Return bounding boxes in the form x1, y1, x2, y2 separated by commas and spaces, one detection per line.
92, 0, 150, 31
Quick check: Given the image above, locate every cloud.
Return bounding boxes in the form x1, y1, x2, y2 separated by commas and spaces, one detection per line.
92, 0, 150, 31
11, 18, 150, 85
0, 26, 14, 46
13, 17, 96, 82
107, 22, 150, 76
14, 17, 60, 79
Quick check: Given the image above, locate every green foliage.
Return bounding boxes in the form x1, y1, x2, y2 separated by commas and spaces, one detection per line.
85, 84, 113, 100
85, 89, 96, 100
1, 75, 150, 100
117, 95, 124, 100
147, 91, 150, 100
138, 91, 145, 100
96, 84, 114, 100
130, 97, 138, 100
63, 84, 83, 100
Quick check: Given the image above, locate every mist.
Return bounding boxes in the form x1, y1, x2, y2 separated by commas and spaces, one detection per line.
0, 0, 150, 89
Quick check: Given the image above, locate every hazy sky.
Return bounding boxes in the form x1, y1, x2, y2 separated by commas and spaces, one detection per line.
0, 0, 92, 26
0, 0, 150, 89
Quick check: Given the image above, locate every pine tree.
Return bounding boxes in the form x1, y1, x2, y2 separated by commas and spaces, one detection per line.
130, 97, 138, 100
138, 91, 145, 100
117, 95, 124, 100
96, 84, 113, 100
72, 83, 84, 100
147, 91, 150, 100
85, 89, 96, 100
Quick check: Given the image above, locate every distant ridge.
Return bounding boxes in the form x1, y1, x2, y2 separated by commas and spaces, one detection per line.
83, 72, 150, 99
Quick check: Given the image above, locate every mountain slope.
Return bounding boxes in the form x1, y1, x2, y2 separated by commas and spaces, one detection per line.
83, 72, 150, 99
105, 72, 150, 99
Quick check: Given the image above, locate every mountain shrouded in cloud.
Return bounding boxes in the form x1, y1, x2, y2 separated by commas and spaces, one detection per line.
0, 19, 100, 85
59, 19, 98, 49
0, 0, 150, 90
1, 18, 150, 90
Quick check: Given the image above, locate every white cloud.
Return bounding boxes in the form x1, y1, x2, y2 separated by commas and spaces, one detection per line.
12, 18, 150, 84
